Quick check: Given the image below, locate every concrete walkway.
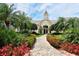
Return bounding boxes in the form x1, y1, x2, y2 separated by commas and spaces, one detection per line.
30, 35, 65, 56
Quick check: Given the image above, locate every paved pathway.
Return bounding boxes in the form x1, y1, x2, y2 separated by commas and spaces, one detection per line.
30, 35, 65, 56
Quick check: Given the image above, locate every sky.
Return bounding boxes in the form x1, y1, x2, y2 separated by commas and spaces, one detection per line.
14, 3, 79, 20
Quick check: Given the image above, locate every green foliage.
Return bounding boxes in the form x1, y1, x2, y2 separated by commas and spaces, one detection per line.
0, 28, 36, 48
13, 12, 33, 33
50, 17, 66, 33
67, 33, 79, 43
47, 35, 61, 49
0, 3, 36, 49
62, 30, 79, 44
50, 17, 79, 44
0, 3, 32, 32
62, 18, 79, 43
50, 24, 55, 31
0, 28, 24, 47
0, 21, 5, 29
31, 23, 37, 30
25, 34, 36, 48
0, 3, 17, 28
55, 17, 66, 32
0, 3, 9, 21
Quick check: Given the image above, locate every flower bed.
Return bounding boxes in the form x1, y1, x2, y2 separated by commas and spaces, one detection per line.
60, 42, 79, 55
0, 43, 30, 56
0, 29, 36, 56
47, 35, 79, 55
47, 35, 61, 49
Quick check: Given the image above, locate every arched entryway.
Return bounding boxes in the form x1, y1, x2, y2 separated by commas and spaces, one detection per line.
43, 25, 48, 34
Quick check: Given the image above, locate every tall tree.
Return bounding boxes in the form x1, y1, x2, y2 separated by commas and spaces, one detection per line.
0, 3, 19, 29
14, 11, 32, 32
50, 17, 66, 33
31, 23, 37, 30
0, 3, 32, 33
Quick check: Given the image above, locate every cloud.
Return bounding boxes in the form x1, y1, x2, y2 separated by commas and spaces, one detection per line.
14, 3, 79, 20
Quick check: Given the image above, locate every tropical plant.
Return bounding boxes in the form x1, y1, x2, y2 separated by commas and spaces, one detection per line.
61, 17, 79, 43
50, 17, 66, 33
0, 28, 24, 47
25, 34, 36, 48
11, 11, 32, 33
0, 3, 18, 29
50, 24, 55, 32
0, 3, 32, 30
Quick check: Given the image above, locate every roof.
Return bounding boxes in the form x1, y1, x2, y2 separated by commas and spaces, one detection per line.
32, 19, 57, 25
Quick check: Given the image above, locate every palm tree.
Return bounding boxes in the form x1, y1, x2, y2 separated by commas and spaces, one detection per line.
53, 17, 66, 33
65, 17, 79, 33
0, 3, 32, 33
14, 11, 32, 33
62, 17, 79, 43
0, 3, 20, 29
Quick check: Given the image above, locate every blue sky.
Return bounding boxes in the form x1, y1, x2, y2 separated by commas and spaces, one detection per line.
14, 3, 79, 20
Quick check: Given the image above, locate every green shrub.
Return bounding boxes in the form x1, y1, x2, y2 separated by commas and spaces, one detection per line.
62, 33, 79, 44
25, 34, 36, 48
0, 28, 36, 48
61, 28, 79, 44
0, 28, 24, 48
